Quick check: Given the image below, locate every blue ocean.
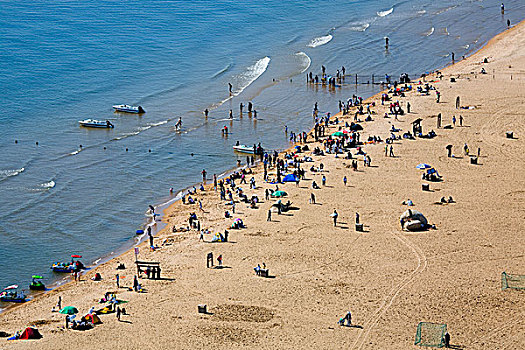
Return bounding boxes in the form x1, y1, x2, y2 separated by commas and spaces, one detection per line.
0, 0, 523, 307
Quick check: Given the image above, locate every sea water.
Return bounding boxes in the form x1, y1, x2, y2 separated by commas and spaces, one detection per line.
0, 0, 523, 299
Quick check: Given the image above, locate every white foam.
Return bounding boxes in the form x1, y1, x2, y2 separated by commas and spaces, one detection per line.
462, 44, 470, 50
417, 10, 426, 14
0, 167, 25, 180
377, 8, 394, 17
229, 56, 270, 98
69, 149, 82, 155
307, 35, 333, 48
295, 52, 311, 73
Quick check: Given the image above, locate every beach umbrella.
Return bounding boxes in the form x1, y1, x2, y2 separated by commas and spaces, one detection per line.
59, 306, 78, 315
234, 218, 243, 223
332, 131, 345, 137
416, 163, 431, 170
4, 285, 18, 290
31, 275, 43, 279
136, 229, 144, 235
271, 190, 287, 198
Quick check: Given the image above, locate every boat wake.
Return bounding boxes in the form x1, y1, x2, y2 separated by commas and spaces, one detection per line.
377, 8, 394, 17
307, 35, 333, 48
295, 52, 311, 73
423, 27, 435, 37
0, 168, 25, 182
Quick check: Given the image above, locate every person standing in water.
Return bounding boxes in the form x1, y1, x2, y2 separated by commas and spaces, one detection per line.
204, 109, 209, 118
385, 37, 389, 48
240, 103, 244, 115
229, 110, 233, 119
228, 83, 233, 95
175, 117, 182, 130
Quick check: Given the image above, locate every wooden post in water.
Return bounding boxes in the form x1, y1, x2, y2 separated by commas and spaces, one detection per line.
372, 74, 374, 85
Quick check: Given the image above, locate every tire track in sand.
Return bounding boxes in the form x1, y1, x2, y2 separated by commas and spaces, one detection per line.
351, 231, 427, 350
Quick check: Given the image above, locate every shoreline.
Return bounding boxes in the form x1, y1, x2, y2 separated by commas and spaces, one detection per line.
1, 17, 524, 349
1, 18, 521, 318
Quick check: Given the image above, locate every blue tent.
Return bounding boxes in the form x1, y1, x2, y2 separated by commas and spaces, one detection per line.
282, 174, 298, 182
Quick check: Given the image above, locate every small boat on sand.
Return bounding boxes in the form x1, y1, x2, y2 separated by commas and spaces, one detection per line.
233, 143, 264, 155
79, 119, 114, 128
112, 104, 145, 114
0, 285, 26, 303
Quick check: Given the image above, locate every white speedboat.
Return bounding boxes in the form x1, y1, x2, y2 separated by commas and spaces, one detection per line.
112, 104, 145, 113
79, 119, 114, 128
233, 144, 263, 154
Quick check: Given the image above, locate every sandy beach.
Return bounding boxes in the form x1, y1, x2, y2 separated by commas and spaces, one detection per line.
1, 19, 524, 350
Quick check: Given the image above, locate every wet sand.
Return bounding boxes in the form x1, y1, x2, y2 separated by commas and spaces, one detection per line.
1, 20, 524, 350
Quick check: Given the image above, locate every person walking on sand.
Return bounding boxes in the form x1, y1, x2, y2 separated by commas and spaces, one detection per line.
267, 209, 272, 221
322, 175, 326, 186
355, 212, 360, 224
452, 115, 456, 126
437, 113, 442, 128
459, 115, 463, 126
310, 193, 316, 204
199, 230, 204, 241
116, 273, 120, 288
217, 254, 223, 267
436, 91, 441, 103
116, 306, 121, 321
343, 176, 347, 186
148, 232, 154, 250
385, 145, 388, 157
389, 145, 394, 157
407, 102, 411, 113
456, 96, 460, 109
331, 210, 338, 226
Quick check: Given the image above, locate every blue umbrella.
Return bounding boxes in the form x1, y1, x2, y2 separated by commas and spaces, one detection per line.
416, 163, 431, 169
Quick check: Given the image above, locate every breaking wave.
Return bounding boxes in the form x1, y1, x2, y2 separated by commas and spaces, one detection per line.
0, 168, 25, 182
349, 22, 370, 32
423, 27, 435, 37
377, 8, 394, 17
212, 63, 233, 79
295, 52, 311, 73
307, 35, 333, 48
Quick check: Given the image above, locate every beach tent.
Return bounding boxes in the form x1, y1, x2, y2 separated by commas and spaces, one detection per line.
400, 209, 428, 231
84, 313, 102, 324
19, 327, 42, 340
332, 131, 345, 137
282, 174, 298, 182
